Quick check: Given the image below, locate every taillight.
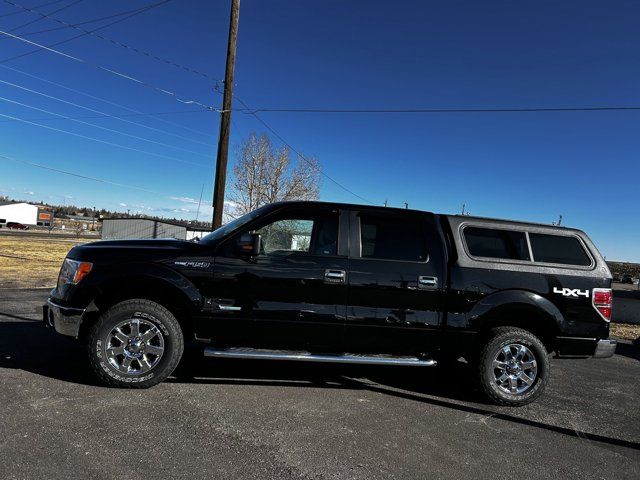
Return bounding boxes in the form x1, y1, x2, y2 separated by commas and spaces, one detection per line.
592, 288, 612, 322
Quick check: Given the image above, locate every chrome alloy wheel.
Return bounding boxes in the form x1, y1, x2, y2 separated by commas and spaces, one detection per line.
492, 344, 538, 395
105, 318, 165, 375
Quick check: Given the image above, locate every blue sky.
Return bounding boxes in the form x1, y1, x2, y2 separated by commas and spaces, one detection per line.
0, 0, 638, 261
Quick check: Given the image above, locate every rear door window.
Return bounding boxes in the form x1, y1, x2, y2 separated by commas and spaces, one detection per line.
359, 214, 427, 262
529, 233, 591, 266
464, 227, 530, 261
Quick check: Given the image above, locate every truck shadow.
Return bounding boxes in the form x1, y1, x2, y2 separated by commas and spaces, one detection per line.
0, 315, 100, 386
0, 317, 475, 398
172, 353, 477, 403
1, 317, 639, 453
614, 341, 640, 361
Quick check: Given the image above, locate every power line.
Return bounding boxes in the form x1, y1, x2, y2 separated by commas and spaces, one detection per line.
0, 27, 216, 111
4, 0, 83, 34
2, 0, 219, 80
0, 152, 160, 194
250, 111, 376, 205
1, 0, 160, 32
0, 78, 212, 157
0, 0, 173, 63
238, 106, 640, 114
0, 93, 211, 159
1, 1, 170, 64
17, 5, 635, 117
10, 3, 636, 117
0, 0, 65, 18
224, 89, 377, 205
233, 99, 638, 205
0, 109, 209, 122
0, 63, 214, 141
10, 1, 172, 37
0, 111, 209, 168
0, 152, 204, 205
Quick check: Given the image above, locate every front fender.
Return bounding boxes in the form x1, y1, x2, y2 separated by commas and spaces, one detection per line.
467, 289, 566, 332
62, 262, 204, 314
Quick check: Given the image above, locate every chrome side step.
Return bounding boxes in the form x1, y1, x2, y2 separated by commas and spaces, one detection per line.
203, 347, 437, 367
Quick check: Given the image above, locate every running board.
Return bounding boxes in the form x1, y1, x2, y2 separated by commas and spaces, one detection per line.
203, 347, 437, 367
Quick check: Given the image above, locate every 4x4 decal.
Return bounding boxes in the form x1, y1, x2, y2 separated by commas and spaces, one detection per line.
553, 287, 589, 298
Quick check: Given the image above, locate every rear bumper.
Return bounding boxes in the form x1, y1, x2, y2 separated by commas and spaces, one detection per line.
593, 339, 617, 359
43, 299, 85, 338
555, 336, 617, 359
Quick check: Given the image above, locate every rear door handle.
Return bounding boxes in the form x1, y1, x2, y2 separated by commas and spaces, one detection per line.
418, 276, 438, 290
325, 269, 346, 284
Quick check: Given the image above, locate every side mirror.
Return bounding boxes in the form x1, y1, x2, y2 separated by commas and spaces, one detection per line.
236, 232, 261, 256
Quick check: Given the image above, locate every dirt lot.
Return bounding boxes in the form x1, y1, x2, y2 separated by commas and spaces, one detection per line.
0, 234, 82, 288
612, 323, 640, 341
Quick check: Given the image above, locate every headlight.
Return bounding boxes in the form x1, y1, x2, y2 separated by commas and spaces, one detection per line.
57, 258, 93, 289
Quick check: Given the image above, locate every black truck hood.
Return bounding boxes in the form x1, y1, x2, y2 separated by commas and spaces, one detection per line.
79, 239, 193, 249
66, 239, 210, 263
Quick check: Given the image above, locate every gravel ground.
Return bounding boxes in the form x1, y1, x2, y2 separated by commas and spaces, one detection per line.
0, 289, 638, 480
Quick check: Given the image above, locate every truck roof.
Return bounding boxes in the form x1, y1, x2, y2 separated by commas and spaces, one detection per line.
269, 200, 578, 233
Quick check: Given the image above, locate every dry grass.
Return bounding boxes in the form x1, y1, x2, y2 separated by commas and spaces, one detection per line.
610, 323, 640, 342
0, 236, 83, 288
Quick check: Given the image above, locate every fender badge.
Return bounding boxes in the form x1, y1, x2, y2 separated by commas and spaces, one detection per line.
174, 261, 210, 268
553, 287, 589, 298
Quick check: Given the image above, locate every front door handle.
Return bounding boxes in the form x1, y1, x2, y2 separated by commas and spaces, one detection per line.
325, 269, 346, 284
418, 276, 438, 290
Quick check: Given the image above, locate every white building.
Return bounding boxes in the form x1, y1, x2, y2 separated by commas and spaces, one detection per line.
0, 202, 52, 226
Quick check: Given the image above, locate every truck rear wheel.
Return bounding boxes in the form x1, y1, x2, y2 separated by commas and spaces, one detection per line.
477, 327, 549, 406
87, 299, 184, 388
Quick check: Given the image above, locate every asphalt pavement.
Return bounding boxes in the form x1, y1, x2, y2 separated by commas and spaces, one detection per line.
0, 288, 638, 480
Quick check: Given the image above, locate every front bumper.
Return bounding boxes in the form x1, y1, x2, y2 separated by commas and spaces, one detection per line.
43, 299, 85, 338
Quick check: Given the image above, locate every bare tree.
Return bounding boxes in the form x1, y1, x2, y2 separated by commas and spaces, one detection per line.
227, 132, 321, 217
74, 223, 84, 238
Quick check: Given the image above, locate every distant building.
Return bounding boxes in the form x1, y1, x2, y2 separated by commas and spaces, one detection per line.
0, 202, 52, 226
101, 217, 210, 241
66, 214, 93, 221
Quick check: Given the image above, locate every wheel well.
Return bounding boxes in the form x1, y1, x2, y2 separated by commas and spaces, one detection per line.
78, 277, 196, 340
477, 306, 559, 352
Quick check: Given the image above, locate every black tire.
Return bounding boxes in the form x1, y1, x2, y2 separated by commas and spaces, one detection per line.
476, 327, 550, 407
87, 299, 184, 388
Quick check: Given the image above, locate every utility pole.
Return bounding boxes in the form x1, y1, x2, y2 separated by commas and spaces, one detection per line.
195, 183, 205, 223
212, 0, 240, 229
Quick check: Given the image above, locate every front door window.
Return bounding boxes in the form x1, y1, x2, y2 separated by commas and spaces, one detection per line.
256, 215, 338, 256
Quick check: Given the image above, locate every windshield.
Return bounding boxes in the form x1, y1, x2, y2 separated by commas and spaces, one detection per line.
199, 206, 269, 245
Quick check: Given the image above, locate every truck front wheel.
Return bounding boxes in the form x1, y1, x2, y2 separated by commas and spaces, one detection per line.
477, 327, 550, 406
87, 299, 184, 388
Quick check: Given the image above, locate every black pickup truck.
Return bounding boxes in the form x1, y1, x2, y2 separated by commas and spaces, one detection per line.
43, 201, 616, 406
